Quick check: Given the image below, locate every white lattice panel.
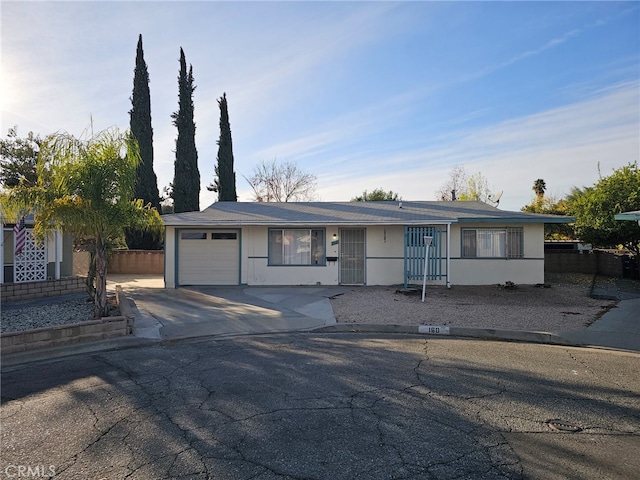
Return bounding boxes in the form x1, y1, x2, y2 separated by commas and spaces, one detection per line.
14, 229, 47, 283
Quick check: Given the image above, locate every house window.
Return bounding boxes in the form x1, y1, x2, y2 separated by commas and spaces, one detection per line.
212, 232, 237, 240
462, 228, 523, 258
269, 229, 325, 265
181, 232, 207, 240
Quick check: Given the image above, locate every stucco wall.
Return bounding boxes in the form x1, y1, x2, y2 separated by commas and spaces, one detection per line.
365, 226, 405, 285
244, 226, 339, 286
166, 222, 548, 288
164, 226, 177, 288
450, 258, 545, 285
448, 223, 545, 285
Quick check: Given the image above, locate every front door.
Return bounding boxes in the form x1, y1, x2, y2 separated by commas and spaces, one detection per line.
339, 228, 365, 285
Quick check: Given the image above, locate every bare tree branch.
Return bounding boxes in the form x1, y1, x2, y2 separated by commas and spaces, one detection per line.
244, 159, 317, 202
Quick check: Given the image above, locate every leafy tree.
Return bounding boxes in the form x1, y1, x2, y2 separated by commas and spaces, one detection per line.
127, 34, 162, 249
171, 48, 200, 213
352, 188, 400, 201
245, 159, 317, 202
1, 127, 163, 317
0, 127, 41, 188
208, 92, 237, 201
567, 163, 640, 256
521, 194, 573, 239
457, 172, 493, 202
438, 166, 497, 203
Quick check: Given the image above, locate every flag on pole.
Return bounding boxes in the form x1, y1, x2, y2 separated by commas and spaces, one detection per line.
13, 216, 26, 256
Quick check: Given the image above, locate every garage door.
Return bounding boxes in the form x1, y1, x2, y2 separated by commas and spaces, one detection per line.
178, 230, 239, 285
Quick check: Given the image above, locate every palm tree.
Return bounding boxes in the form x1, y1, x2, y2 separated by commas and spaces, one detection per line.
533, 179, 546, 201
2, 127, 162, 317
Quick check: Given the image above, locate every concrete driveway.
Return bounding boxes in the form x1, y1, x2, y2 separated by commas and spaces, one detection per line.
110, 276, 350, 341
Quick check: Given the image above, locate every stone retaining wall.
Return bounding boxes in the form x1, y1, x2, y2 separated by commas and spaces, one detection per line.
1, 286, 134, 355
1, 276, 86, 302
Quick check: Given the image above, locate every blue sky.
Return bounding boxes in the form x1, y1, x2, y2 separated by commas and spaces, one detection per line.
2, 1, 638, 211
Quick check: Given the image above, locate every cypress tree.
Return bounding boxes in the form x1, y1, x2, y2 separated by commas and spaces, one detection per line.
130, 34, 160, 210
127, 34, 162, 249
214, 92, 237, 201
171, 47, 200, 213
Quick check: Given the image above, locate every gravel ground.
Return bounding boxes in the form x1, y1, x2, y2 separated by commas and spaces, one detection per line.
330, 273, 617, 333
1, 273, 617, 335
1, 295, 118, 333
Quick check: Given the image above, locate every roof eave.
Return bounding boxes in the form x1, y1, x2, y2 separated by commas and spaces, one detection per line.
457, 216, 574, 224
614, 212, 640, 221
163, 219, 458, 227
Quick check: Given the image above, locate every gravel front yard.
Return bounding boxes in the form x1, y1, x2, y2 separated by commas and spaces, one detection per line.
1, 273, 617, 335
330, 273, 617, 334
1, 295, 119, 333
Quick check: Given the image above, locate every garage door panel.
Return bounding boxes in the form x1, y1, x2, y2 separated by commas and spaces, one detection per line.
178, 231, 239, 285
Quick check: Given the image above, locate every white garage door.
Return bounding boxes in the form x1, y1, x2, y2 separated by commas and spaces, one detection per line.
178, 230, 239, 285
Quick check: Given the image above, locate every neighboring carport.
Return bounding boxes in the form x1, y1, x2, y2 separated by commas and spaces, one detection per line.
615, 210, 640, 225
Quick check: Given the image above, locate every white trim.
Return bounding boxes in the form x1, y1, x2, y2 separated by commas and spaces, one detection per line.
446, 223, 451, 288
55, 230, 62, 280
0, 225, 4, 284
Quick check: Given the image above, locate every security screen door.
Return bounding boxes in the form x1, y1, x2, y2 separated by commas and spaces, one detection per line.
339, 228, 365, 284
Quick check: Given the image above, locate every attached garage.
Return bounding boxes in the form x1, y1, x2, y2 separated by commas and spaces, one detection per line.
177, 230, 240, 285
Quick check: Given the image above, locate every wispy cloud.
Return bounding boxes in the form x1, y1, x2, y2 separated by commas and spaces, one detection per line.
314, 81, 639, 209
463, 27, 581, 83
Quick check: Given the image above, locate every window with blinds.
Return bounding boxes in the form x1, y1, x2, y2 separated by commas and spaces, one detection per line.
462, 228, 523, 258
268, 229, 326, 265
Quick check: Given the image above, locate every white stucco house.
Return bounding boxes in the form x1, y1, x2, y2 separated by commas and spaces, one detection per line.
161, 201, 573, 288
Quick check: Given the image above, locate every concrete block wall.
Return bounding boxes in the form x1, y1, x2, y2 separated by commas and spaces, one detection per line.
1, 277, 86, 302
1, 316, 129, 354
107, 250, 164, 274
545, 250, 625, 277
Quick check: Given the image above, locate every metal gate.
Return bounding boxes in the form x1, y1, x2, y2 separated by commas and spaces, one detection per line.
14, 229, 47, 283
339, 228, 365, 284
404, 226, 445, 287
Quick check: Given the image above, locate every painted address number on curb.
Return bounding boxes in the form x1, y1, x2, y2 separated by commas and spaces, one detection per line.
418, 325, 450, 335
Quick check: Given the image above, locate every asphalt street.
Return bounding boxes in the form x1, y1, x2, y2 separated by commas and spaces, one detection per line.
1, 333, 638, 480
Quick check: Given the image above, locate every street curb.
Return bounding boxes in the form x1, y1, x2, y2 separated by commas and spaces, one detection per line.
1, 322, 620, 369
1, 336, 157, 369
315, 324, 576, 346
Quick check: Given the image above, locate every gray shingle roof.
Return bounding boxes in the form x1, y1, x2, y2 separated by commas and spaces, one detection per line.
162, 201, 573, 226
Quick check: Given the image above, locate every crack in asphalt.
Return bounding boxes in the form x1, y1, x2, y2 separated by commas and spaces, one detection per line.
3, 336, 637, 479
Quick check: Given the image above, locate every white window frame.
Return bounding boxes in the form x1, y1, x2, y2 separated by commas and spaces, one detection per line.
268, 228, 326, 266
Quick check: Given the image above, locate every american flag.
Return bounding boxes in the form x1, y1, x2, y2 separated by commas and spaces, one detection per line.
13, 216, 26, 256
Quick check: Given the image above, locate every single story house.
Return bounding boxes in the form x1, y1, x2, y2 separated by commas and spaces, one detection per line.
161, 201, 572, 288
1, 216, 73, 284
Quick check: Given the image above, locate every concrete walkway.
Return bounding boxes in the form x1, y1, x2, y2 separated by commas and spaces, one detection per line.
555, 277, 640, 351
